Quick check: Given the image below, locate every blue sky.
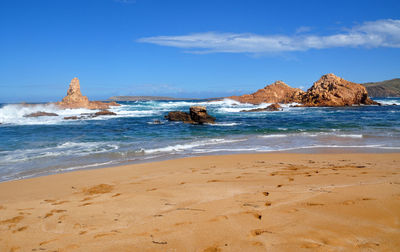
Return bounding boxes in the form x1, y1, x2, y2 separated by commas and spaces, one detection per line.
0, 0, 399, 102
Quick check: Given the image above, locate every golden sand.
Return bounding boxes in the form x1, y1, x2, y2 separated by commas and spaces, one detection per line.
0, 153, 399, 251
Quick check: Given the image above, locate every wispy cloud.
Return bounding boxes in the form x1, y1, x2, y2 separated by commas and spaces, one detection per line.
137, 19, 400, 54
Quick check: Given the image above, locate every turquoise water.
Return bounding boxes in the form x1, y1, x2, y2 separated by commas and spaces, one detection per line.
0, 98, 399, 181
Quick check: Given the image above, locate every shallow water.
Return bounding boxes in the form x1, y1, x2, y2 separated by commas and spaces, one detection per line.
0, 98, 399, 181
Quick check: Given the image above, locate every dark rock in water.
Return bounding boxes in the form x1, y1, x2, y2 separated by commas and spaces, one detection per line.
241, 103, 282, 112
24, 111, 58, 117
64, 116, 79, 120
63, 110, 116, 120
189, 106, 216, 124
94, 110, 117, 116
153, 120, 162, 124
165, 106, 215, 124
165, 111, 192, 123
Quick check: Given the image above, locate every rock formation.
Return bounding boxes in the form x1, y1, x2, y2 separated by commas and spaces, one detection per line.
24, 112, 59, 117
227, 74, 378, 107
57, 78, 120, 109
229, 81, 305, 105
301, 74, 378, 107
241, 103, 282, 112
165, 106, 215, 124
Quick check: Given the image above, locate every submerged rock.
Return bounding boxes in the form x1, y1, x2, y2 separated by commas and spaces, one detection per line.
56, 78, 121, 109
63, 110, 116, 120
64, 116, 79, 120
301, 74, 379, 107
94, 110, 117, 116
241, 103, 282, 112
229, 81, 305, 105
24, 111, 59, 117
165, 106, 215, 124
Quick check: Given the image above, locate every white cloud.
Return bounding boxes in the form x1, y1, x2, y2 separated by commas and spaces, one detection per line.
137, 19, 400, 54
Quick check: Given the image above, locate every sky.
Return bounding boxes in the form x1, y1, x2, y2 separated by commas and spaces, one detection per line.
0, 0, 399, 102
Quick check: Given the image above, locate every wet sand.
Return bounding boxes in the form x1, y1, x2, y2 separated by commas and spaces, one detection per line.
0, 153, 399, 251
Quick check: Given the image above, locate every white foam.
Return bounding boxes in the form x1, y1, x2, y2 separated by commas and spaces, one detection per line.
144, 138, 246, 154
260, 134, 288, 138
0, 141, 119, 163
374, 99, 400, 105
0, 104, 97, 125
208, 122, 239, 126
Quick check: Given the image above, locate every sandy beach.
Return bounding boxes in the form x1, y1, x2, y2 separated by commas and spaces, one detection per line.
0, 153, 399, 251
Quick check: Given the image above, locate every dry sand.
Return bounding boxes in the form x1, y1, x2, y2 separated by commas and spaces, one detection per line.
0, 153, 399, 251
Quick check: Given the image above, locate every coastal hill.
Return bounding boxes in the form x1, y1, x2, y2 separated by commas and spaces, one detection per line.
362, 78, 400, 97
228, 73, 377, 106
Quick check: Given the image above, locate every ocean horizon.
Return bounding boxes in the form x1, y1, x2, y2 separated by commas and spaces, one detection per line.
0, 97, 399, 182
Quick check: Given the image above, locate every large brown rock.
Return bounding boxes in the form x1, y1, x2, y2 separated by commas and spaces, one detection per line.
301, 74, 378, 107
189, 106, 216, 124
165, 106, 215, 124
229, 81, 305, 105
165, 111, 192, 123
24, 111, 59, 117
57, 78, 120, 109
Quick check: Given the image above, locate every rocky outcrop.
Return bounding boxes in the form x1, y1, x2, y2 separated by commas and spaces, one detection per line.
24, 111, 59, 117
227, 74, 378, 107
301, 74, 378, 107
229, 81, 305, 105
165, 106, 215, 124
57, 78, 120, 109
241, 103, 282, 112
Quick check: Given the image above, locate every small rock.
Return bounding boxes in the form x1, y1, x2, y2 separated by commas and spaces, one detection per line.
24, 111, 58, 117
241, 103, 282, 112
64, 116, 79, 120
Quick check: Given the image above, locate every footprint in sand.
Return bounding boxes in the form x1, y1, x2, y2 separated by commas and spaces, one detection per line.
342, 200, 355, 205
51, 200, 69, 205
0, 216, 24, 225
265, 201, 272, 207
82, 184, 114, 195
203, 246, 221, 252
112, 193, 121, 197
209, 215, 228, 222
244, 211, 262, 220
301, 242, 321, 248
262, 192, 269, 196
79, 202, 93, 207
12, 226, 28, 233
305, 202, 324, 207
250, 229, 272, 236
357, 242, 380, 248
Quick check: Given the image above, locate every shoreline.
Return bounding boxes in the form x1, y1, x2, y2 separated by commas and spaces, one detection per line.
2, 146, 400, 184
1, 153, 399, 251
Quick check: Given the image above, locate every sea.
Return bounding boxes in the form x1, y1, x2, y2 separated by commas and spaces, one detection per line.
0, 98, 399, 182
